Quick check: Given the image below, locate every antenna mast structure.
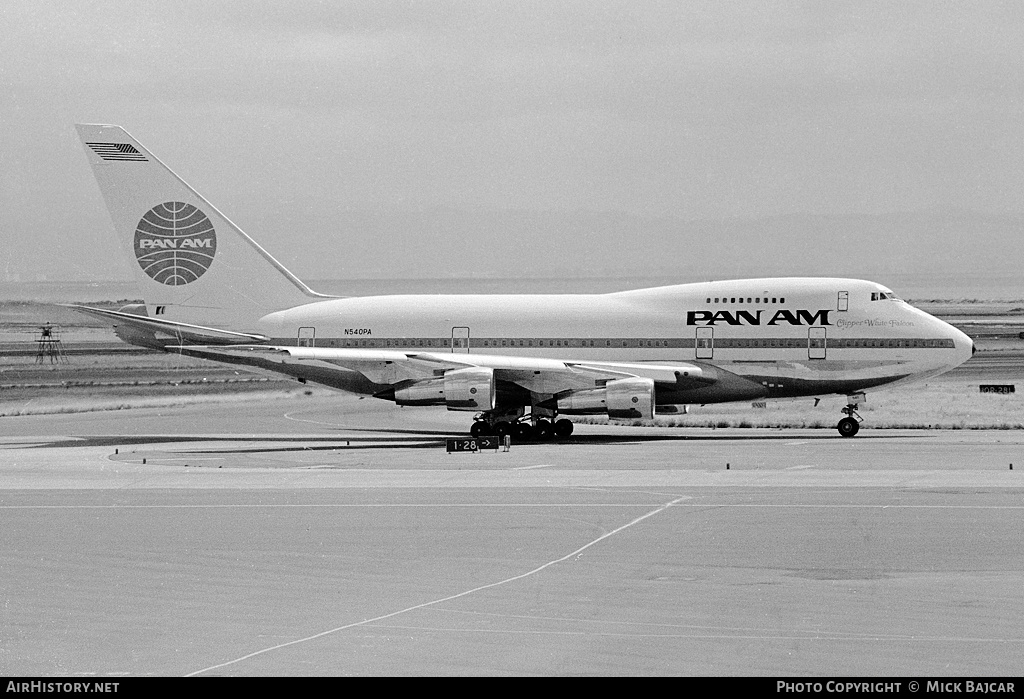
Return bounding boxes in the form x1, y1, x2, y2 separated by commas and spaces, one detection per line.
35, 323, 69, 364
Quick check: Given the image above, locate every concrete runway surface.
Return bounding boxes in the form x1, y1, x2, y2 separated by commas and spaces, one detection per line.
2, 396, 1023, 676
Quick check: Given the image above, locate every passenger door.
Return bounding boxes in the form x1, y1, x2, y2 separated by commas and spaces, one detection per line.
452, 326, 470, 353
808, 327, 826, 360
695, 327, 713, 359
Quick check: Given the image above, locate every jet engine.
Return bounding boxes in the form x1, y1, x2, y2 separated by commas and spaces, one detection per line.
393, 367, 496, 411
553, 377, 655, 419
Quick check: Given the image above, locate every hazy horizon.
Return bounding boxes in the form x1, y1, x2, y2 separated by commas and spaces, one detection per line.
2, 2, 1022, 288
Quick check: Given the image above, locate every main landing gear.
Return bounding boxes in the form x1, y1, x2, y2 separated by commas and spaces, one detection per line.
470, 412, 574, 441
837, 402, 863, 438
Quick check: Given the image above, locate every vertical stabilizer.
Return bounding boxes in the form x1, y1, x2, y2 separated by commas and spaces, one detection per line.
76, 124, 327, 330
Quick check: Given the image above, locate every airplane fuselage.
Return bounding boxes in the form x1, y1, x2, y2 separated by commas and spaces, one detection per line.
259, 277, 972, 405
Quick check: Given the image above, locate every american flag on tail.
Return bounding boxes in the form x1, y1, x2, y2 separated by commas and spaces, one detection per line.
86, 142, 148, 161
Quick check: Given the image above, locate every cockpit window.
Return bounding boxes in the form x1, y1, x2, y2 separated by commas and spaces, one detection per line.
871, 291, 903, 302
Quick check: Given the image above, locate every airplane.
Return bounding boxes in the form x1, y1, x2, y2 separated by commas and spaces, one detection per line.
72, 124, 975, 439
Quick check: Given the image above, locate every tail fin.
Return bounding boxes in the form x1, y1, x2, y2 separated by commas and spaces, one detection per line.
76, 124, 327, 330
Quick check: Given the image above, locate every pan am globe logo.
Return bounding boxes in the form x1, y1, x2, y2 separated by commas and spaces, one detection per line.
134, 202, 217, 285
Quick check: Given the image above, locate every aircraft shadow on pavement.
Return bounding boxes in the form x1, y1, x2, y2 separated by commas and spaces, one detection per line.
27, 434, 444, 450
26, 430, 921, 453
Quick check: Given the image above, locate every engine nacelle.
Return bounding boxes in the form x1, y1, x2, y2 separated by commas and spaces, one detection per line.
606, 377, 655, 419
555, 377, 655, 420
443, 367, 496, 411
393, 376, 446, 406
393, 367, 496, 411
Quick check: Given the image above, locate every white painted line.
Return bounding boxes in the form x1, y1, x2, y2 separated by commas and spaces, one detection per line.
185, 494, 689, 676
785, 464, 818, 470
152, 457, 225, 462
513, 464, 552, 470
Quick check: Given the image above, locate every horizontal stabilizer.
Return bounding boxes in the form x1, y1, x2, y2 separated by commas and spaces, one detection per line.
69, 305, 269, 345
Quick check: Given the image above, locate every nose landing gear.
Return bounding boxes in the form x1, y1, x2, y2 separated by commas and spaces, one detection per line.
837, 402, 862, 437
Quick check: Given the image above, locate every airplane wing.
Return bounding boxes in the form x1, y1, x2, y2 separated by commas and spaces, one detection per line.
74, 304, 728, 417
172, 344, 714, 397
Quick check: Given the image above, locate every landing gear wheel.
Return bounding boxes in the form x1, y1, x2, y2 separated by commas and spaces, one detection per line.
534, 419, 553, 440
494, 421, 513, 438
553, 419, 574, 438
837, 417, 860, 438
515, 422, 535, 441
470, 421, 492, 438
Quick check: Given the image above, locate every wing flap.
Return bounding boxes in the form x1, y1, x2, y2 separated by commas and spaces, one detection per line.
566, 360, 711, 387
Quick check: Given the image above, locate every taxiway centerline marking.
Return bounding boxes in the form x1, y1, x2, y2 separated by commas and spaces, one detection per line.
184, 494, 690, 676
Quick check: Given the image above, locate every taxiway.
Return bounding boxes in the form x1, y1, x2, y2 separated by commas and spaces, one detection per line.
1, 396, 1023, 676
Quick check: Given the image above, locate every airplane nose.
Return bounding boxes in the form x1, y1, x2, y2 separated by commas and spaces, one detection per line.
908, 304, 975, 372
950, 325, 974, 368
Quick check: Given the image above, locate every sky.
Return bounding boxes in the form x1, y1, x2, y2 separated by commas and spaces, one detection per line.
1, 0, 1022, 287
